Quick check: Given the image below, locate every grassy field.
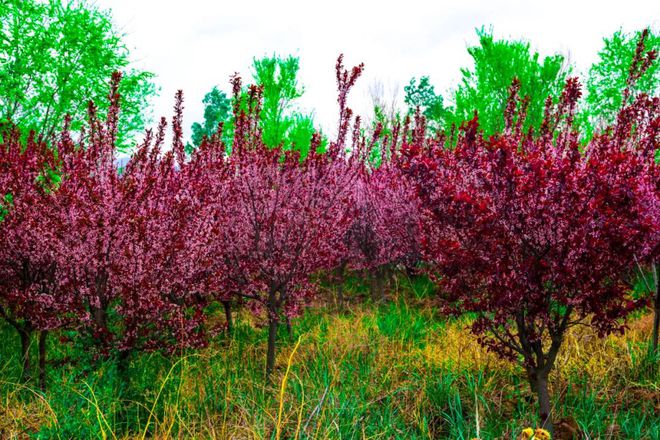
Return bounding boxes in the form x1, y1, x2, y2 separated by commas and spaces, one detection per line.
0, 276, 658, 439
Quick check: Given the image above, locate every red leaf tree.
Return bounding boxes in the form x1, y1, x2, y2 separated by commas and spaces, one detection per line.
405, 72, 658, 432
52, 74, 210, 365
343, 125, 422, 301
199, 60, 362, 380
0, 126, 66, 387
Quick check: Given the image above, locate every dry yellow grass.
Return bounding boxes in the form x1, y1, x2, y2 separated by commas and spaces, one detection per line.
0, 305, 657, 439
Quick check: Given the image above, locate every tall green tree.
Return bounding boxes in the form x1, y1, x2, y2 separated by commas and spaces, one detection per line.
445, 28, 570, 138
191, 55, 321, 158
0, 0, 155, 149
404, 76, 446, 130
580, 28, 660, 141
189, 86, 231, 150
252, 55, 322, 158
252, 55, 303, 148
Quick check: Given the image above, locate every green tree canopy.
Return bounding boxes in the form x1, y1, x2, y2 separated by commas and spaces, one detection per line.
191, 54, 321, 158
404, 76, 446, 129
0, 0, 155, 149
446, 28, 570, 138
189, 86, 231, 150
580, 28, 660, 141
252, 55, 303, 148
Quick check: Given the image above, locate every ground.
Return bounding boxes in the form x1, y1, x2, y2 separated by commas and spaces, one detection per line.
0, 276, 658, 439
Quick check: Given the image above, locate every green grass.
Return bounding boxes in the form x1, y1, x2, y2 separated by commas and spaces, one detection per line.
0, 278, 657, 439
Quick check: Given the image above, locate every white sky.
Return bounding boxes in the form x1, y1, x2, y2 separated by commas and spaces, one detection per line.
96, 0, 660, 141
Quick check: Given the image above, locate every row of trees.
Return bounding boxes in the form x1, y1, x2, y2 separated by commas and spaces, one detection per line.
2, 41, 658, 434
0, 1, 657, 433
189, 55, 321, 159
401, 27, 659, 144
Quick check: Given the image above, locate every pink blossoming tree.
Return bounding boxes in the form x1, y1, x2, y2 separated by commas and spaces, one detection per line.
0, 126, 66, 388
404, 64, 657, 432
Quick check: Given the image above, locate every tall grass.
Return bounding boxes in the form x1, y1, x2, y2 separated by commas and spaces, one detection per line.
0, 278, 657, 439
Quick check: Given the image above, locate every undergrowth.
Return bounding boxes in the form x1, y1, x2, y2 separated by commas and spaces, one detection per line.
0, 276, 657, 439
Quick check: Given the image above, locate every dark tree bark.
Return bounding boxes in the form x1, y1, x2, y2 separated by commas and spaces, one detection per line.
0, 306, 34, 383
114, 349, 132, 426
221, 300, 233, 335
370, 266, 387, 302
378, 270, 385, 300
266, 315, 279, 382
513, 307, 571, 437
285, 315, 293, 340
92, 275, 109, 337
19, 327, 32, 382
335, 262, 346, 307
265, 290, 279, 383
527, 368, 552, 432
38, 331, 47, 391
113, 349, 131, 401
385, 265, 396, 294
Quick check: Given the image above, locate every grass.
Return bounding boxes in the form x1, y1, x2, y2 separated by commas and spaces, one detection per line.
0, 276, 657, 439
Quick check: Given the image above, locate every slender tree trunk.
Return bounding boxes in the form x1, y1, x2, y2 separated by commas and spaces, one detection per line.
285, 316, 293, 340
115, 349, 131, 428
116, 349, 131, 419
19, 328, 31, 382
651, 262, 658, 356
92, 305, 106, 329
405, 264, 416, 279
117, 350, 130, 381
38, 331, 47, 391
536, 376, 553, 434
370, 266, 386, 302
369, 268, 378, 301
265, 289, 279, 383
527, 369, 553, 435
266, 313, 279, 382
386, 265, 395, 294
92, 277, 108, 340
222, 300, 233, 336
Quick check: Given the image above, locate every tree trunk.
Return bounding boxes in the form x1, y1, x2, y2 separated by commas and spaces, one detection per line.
222, 300, 233, 336
38, 331, 47, 391
116, 350, 131, 397
92, 277, 108, 340
651, 262, 658, 356
369, 267, 382, 302
285, 316, 293, 340
265, 288, 279, 383
527, 369, 553, 435
92, 306, 107, 331
117, 350, 130, 380
19, 328, 31, 382
385, 265, 396, 294
378, 272, 385, 300
266, 313, 279, 382
115, 350, 131, 427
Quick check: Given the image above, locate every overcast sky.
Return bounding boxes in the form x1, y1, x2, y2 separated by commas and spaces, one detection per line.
95, 0, 659, 140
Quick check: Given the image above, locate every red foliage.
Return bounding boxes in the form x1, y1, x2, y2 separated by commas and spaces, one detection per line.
342, 132, 422, 300
192, 68, 361, 377
402, 71, 658, 429
0, 48, 656, 402
51, 74, 208, 356
0, 127, 65, 330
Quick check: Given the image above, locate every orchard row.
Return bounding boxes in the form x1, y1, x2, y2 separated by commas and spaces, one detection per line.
0, 45, 657, 433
